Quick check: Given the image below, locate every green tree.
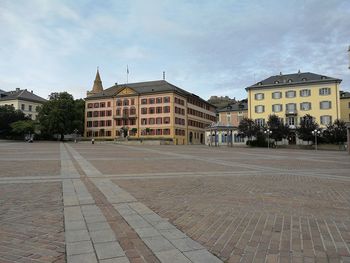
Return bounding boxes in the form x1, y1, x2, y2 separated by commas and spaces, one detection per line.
296, 114, 319, 143
323, 119, 347, 144
267, 114, 290, 142
238, 118, 259, 141
10, 120, 35, 136
37, 92, 83, 140
0, 105, 27, 138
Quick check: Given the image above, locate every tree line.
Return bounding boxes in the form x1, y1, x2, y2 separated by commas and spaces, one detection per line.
238, 114, 347, 146
0, 92, 84, 140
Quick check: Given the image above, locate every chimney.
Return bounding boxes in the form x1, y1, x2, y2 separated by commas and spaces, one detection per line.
31, 90, 33, 93
163, 71, 166, 80
16, 88, 20, 92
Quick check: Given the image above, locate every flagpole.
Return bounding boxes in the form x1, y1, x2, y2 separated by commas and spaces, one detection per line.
126, 65, 129, 84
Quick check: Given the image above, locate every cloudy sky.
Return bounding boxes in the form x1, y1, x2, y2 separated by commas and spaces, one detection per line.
0, 0, 349, 100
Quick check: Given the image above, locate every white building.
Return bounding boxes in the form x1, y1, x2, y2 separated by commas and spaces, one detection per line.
0, 88, 46, 120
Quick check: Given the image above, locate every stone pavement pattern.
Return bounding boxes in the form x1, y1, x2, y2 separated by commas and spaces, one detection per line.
0, 141, 349, 263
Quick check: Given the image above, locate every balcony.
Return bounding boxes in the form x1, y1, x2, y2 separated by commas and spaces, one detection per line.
285, 109, 297, 116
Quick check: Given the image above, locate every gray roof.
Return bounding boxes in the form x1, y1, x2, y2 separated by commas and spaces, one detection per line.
86, 80, 215, 107
247, 72, 342, 90
217, 101, 248, 113
0, 89, 47, 103
340, 91, 350, 99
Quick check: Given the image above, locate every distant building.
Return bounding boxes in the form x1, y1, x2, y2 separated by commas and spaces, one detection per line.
246, 72, 342, 144
85, 70, 217, 144
0, 88, 46, 120
205, 100, 248, 146
207, 95, 236, 108
340, 91, 350, 122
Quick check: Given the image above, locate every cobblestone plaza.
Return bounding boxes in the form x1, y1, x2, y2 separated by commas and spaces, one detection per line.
0, 142, 349, 263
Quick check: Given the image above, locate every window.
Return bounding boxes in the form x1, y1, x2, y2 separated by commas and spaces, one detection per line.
286, 103, 296, 112
272, 92, 282, 99
123, 99, 129, 106
300, 102, 311, 111
93, 111, 99, 117
99, 120, 105, 127
141, 118, 147, 125
100, 102, 106, 107
116, 109, 121, 116
320, 115, 332, 125
107, 102, 111, 107
94, 103, 99, 108
319, 88, 331, 95
141, 108, 147, 114
156, 107, 162, 114
116, 100, 122, 106
156, 97, 162, 103
21, 104, 25, 110
272, 104, 282, 112
255, 118, 265, 126
141, 98, 147, 104
130, 107, 136, 115
348, 102, 350, 109
106, 120, 112, 126
28, 105, 32, 111
156, 117, 162, 124
156, 129, 162, 135
285, 90, 296, 98
163, 96, 170, 103
163, 129, 170, 135
149, 118, 155, 125
88, 103, 93, 108
287, 117, 296, 126
254, 93, 264, 100
149, 107, 155, 114
300, 89, 311, 97
163, 117, 170, 124
149, 98, 155, 104
254, 105, 265, 113
163, 106, 170, 113
87, 111, 92, 117
320, 101, 331, 109
100, 111, 105, 117
106, 110, 112, 116
130, 99, 135, 105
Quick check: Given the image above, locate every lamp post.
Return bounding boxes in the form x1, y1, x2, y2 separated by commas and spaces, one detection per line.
264, 129, 272, 149
311, 129, 321, 151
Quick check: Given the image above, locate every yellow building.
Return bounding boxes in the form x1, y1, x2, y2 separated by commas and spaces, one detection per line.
84, 70, 216, 144
340, 91, 350, 122
0, 88, 46, 120
247, 71, 341, 129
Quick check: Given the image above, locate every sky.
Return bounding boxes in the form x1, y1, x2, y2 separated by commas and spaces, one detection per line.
0, 0, 350, 100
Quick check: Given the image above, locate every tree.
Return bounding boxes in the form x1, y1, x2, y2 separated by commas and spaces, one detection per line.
296, 114, 318, 143
0, 105, 27, 138
323, 119, 347, 144
10, 120, 35, 136
37, 92, 83, 140
238, 118, 259, 141
267, 114, 290, 142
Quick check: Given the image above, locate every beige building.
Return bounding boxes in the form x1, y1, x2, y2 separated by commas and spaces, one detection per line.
340, 91, 350, 122
84, 70, 216, 144
0, 88, 46, 120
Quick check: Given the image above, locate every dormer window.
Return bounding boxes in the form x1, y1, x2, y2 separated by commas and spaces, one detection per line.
257, 82, 262, 85
274, 80, 280, 84
321, 76, 327, 80
302, 77, 307, 81
287, 79, 293, 83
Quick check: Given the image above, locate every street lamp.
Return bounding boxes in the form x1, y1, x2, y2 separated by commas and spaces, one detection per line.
311, 129, 321, 151
264, 129, 272, 149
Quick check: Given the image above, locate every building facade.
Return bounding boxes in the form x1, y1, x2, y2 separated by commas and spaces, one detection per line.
340, 91, 350, 122
0, 88, 46, 120
84, 71, 216, 144
246, 72, 342, 130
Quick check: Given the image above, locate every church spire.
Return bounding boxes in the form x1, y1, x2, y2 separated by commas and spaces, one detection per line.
92, 67, 103, 93
87, 67, 104, 97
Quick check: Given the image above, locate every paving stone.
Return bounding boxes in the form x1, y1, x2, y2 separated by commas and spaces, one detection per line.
155, 249, 192, 263
142, 236, 175, 252
65, 219, 87, 230
184, 249, 222, 263
169, 237, 204, 252
95, 241, 125, 260
66, 240, 94, 256
134, 227, 161, 238
67, 252, 98, 263
90, 229, 117, 243
100, 257, 130, 263
65, 229, 90, 243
